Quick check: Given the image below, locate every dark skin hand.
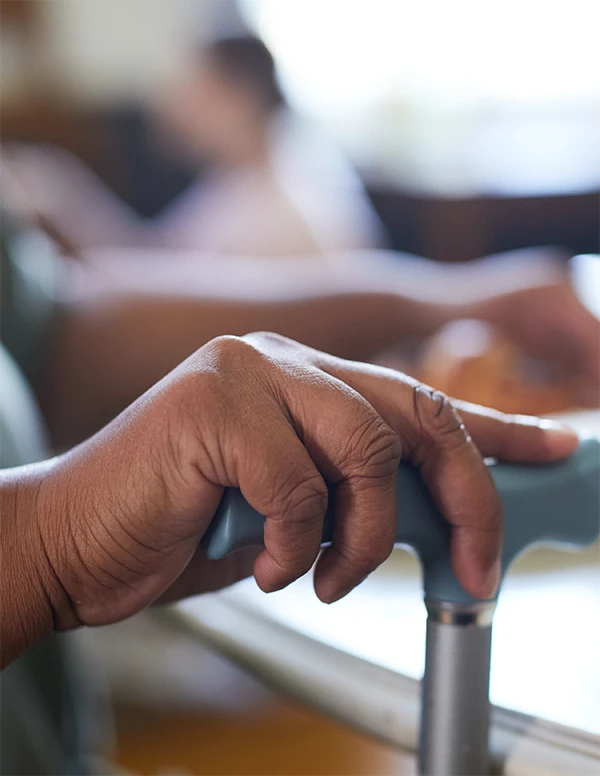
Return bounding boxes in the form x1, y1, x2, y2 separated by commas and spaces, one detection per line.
1, 333, 578, 669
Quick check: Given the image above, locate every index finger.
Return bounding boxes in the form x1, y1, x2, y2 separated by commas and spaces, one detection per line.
312, 359, 504, 598
451, 400, 580, 462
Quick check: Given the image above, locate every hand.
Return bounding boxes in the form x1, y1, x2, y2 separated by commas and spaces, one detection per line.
482, 279, 600, 403
8, 333, 578, 645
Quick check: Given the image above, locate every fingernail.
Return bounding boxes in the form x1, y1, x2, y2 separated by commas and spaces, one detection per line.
481, 558, 501, 599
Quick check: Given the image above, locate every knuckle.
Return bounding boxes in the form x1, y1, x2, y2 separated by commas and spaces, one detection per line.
344, 414, 401, 477
271, 471, 328, 522
413, 386, 468, 448
173, 362, 229, 426
191, 335, 275, 409
204, 334, 262, 369
241, 331, 299, 359
242, 331, 287, 348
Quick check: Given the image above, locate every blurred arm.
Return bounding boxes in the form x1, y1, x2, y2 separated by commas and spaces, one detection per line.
40, 259, 460, 446
1, 144, 151, 253
40, 244, 593, 448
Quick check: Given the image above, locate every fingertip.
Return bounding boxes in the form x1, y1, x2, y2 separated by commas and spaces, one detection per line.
252, 550, 290, 594
314, 582, 351, 605
314, 576, 356, 604
477, 558, 501, 600
538, 420, 580, 459
456, 559, 500, 601
313, 548, 342, 603
452, 530, 501, 601
313, 547, 366, 604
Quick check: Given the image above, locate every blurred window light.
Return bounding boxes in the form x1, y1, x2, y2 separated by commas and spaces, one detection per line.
242, 0, 600, 116
240, 0, 600, 191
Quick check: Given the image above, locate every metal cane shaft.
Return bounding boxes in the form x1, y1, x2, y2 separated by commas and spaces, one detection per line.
419, 601, 495, 776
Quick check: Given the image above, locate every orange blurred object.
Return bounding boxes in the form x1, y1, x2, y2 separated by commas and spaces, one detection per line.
417, 319, 578, 415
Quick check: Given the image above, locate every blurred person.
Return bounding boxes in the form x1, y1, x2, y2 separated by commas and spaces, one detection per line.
3, 131, 599, 411
0, 35, 385, 258
67, 242, 600, 422
2, 33, 599, 414
3, 26, 597, 411
0, 209, 588, 773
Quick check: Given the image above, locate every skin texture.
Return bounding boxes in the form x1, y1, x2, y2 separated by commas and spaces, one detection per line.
1, 333, 579, 669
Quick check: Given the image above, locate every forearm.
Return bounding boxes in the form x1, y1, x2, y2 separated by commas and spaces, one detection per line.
42, 286, 458, 446
2, 144, 151, 254
40, 244, 568, 445
0, 465, 57, 668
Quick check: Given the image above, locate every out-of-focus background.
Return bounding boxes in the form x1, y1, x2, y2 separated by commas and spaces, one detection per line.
2, 0, 599, 261
1, 1, 599, 774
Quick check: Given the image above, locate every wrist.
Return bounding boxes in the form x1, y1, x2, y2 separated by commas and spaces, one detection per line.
0, 465, 62, 667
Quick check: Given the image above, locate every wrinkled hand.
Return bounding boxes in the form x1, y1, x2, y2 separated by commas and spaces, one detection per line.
32, 333, 578, 631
